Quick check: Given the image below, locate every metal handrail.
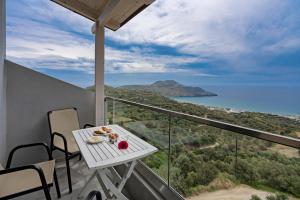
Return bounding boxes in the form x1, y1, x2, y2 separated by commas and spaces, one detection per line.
105, 96, 300, 149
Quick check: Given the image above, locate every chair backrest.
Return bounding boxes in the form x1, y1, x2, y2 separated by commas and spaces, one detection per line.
48, 108, 80, 137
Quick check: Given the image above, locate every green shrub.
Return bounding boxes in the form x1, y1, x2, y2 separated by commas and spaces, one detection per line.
250, 195, 262, 200
266, 193, 289, 200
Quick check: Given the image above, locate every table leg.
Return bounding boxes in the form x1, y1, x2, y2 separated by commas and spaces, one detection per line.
79, 161, 137, 200
107, 167, 122, 186
117, 160, 137, 191
97, 170, 128, 200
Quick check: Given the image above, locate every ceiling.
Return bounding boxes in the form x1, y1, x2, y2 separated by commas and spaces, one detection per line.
51, 0, 155, 31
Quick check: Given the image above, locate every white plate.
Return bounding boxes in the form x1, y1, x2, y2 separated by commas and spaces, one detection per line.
86, 136, 103, 144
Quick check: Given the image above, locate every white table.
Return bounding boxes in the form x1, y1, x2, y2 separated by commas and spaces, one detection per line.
73, 125, 158, 200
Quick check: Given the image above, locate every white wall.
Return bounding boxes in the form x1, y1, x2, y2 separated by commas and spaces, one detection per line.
6, 61, 95, 164
0, 0, 6, 165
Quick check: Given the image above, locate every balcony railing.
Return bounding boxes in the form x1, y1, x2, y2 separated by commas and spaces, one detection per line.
104, 96, 300, 198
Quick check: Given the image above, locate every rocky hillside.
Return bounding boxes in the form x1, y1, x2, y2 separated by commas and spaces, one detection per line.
119, 80, 217, 97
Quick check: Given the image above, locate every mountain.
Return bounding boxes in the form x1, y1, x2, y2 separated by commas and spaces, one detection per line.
119, 80, 217, 97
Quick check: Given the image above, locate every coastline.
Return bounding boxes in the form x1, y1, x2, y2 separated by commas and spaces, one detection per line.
172, 97, 300, 121
171, 85, 300, 119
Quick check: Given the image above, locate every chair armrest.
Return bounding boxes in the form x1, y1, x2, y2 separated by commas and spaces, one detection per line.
0, 164, 49, 189
6, 143, 52, 169
86, 191, 102, 200
84, 124, 95, 128
52, 132, 69, 153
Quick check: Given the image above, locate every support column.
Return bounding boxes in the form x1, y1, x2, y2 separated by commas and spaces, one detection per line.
0, 0, 7, 164
95, 22, 105, 126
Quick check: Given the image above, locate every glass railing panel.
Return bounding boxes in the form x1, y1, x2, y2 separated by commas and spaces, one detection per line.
105, 97, 300, 200
105, 98, 113, 125
236, 135, 300, 200
169, 117, 237, 198
107, 99, 170, 182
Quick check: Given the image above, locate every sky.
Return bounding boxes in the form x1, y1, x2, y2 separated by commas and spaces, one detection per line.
5, 0, 300, 88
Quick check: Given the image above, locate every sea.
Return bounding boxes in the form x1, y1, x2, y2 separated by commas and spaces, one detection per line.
172, 86, 300, 117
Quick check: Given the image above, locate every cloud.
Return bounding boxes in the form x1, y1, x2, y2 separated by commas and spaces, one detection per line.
105, 47, 199, 73
263, 37, 300, 54
6, 0, 205, 75
6, 0, 300, 78
7, 55, 95, 73
7, 14, 94, 59
108, 0, 300, 64
193, 73, 219, 77
8, 46, 198, 75
8, 0, 93, 35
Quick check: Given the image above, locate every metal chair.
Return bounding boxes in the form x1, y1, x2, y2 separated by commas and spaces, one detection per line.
86, 191, 102, 200
0, 143, 61, 200
47, 107, 93, 193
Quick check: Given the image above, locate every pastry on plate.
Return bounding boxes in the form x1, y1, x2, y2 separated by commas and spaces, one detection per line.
94, 129, 106, 135
102, 126, 112, 133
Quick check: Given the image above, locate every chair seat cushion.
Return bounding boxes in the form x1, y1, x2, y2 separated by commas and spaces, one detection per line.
0, 160, 55, 198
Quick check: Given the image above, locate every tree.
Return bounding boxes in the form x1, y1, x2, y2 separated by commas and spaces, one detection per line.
196, 162, 218, 185
235, 159, 259, 183
266, 193, 289, 200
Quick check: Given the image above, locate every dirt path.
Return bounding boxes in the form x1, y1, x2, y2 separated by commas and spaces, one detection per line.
187, 185, 271, 200
199, 142, 219, 150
